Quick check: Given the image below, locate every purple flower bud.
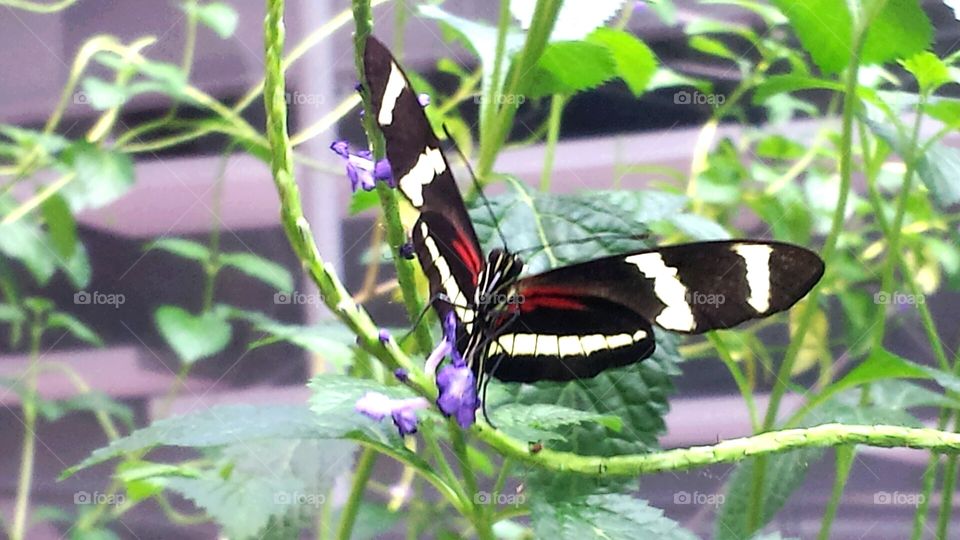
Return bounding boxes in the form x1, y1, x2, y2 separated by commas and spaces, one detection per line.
378, 329, 392, 344
354, 81, 363, 92
436, 362, 478, 429
418, 93, 431, 107
400, 242, 416, 260
355, 391, 429, 436
394, 368, 409, 382
329, 140, 395, 193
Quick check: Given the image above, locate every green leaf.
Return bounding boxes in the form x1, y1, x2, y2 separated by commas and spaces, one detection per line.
63, 404, 328, 476
715, 448, 822, 540
148, 238, 210, 262
586, 28, 658, 96
525, 40, 618, 98
47, 312, 102, 346
0, 125, 69, 154
184, 1, 239, 39
902, 51, 951, 94
0, 304, 25, 323
867, 117, 960, 209
831, 347, 960, 396
490, 403, 622, 443
923, 99, 960, 129
511, 0, 627, 41
0, 217, 57, 285
220, 252, 294, 292
79, 77, 129, 110
751, 74, 844, 104
155, 306, 232, 364
860, 0, 932, 67
531, 493, 697, 540
228, 309, 355, 371
349, 189, 380, 215
39, 391, 134, 429
41, 194, 77, 260
771, 0, 853, 73
58, 141, 135, 212
165, 439, 353, 540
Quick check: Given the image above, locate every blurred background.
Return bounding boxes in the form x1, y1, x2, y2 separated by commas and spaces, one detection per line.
1, 0, 960, 538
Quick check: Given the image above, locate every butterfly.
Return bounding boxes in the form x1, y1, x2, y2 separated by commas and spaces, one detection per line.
361, 36, 824, 396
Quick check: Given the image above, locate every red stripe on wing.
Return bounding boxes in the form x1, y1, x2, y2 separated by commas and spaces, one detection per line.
452, 230, 482, 285
518, 285, 587, 312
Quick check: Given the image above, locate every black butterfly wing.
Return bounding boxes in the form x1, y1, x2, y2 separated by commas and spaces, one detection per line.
363, 37, 483, 335
485, 240, 823, 382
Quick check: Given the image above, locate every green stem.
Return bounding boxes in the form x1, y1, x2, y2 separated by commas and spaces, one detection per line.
750, 25, 866, 533
11, 319, 42, 540
936, 454, 958, 539
352, 0, 434, 355
538, 94, 566, 192
335, 448, 377, 540
817, 446, 854, 540
450, 426, 493, 540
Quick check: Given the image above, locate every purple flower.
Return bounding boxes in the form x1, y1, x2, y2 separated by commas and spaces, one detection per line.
436, 361, 478, 428
355, 391, 429, 436
424, 311, 478, 428
418, 93, 431, 107
329, 140, 394, 192
378, 329, 392, 344
394, 368, 409, 383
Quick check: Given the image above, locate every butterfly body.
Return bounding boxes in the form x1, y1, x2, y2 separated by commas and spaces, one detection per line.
361, 37, 824, 388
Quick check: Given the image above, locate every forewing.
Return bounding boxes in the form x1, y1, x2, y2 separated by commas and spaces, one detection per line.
363, 37, 483, 331
513, 240, 824, 334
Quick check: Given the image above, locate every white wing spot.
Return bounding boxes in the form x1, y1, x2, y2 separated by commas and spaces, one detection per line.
378, 63, 405, 126
399, 148, 446, 207
733, 244, 773, 314
625, 252, 696, 332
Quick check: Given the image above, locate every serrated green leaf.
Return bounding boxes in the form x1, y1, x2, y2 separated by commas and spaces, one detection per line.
861, 0, 932, 67
155, 306, 232, 364
532, 493, 697, 540
586, 28, 657, 96
751, 74, 844, 104
0, 217, 57, 285
230, 310, 355, 371
525, 40, 618, 98
220, 252, 293, 292
923, 100, 960, 129
58, 141, 135, 212
41, 193, 76, 260
902, 51, 951, 94
491, 403, 622, 443
47, 312, 102, 346
831, 347, 960, 396
184, 1, 239, 39
63, 404, 328, 476
511, 0, 626, 41
148, 238, 210, 262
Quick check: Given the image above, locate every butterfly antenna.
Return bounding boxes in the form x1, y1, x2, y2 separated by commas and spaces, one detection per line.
443, 124, 510, 252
